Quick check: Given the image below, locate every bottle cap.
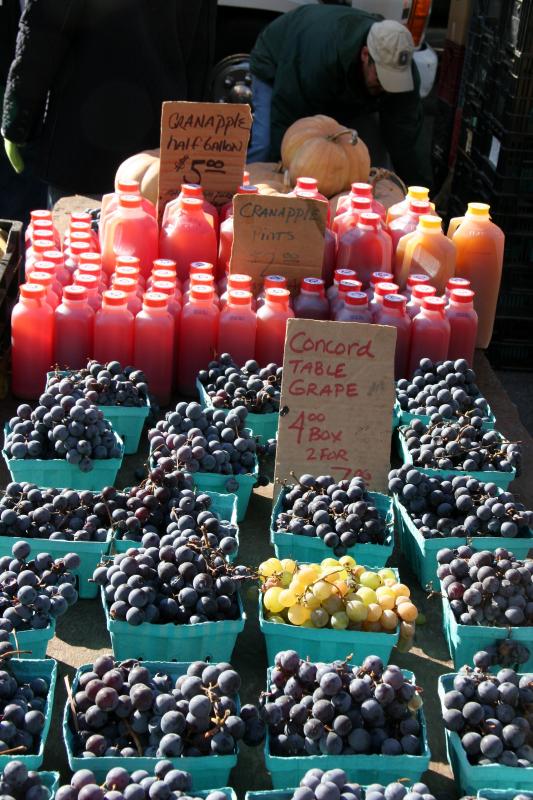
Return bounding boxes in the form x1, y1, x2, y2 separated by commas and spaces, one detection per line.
152, 280, 175, 296
75, 274, 99, 290
338, 279, 363, 295
181, 183, 204, 199
116, 255, 140, 268
296, 177, 318, 192
190, 261, 213, 275
70, 231, 93, 244
190, 273, 214, 287
466, 202, 490, 217
70, 241, 91, 256
152, 259, 176, 272
79, 252, 101, 267
228, 274, 252, 290
228, 289, 253, 305
407, 186, 430, 200
412, 284, 437, 300
191, 285, 214, 300
242, 170, 250, 185
118, 193, 142, 208
407, 273, 431, 288
103, 290, 128, 306
30, 210, 52, 222
152, 269, 176, 283
450, 288, 475, 304
43, 249, 65, 265
419, 214, 442, 231
29, 271, 53, 287
64, 285, 87, 301
116, 266, 139, 281
422, 296, 446, 312
32, 219, 54, 234
70, 212, 92, 225
375, 281, 400, 298
117, 178, 140, 193
350, 196, 372, 211
236, 184, 259, 194
370, 271, 394, 287
345, 291, 369, 306
69, 221, 92, 234
383, 293, 406, 310
20, 283, 46, 299
79, 263, 102, 279
446, 276, 471, 291
409, 200, 431, 214
358, 211, 381, 229
334, 268, 357, 283
180, 197, 204, 211
264, 275, 287, 289
112, 277, 136, 293
32, 260, 56, 275
351, 182, 372, 197
144, 291, 168, 308
33, 239, 56, 255
301, 277, 325, 294
266, 287, 291, 303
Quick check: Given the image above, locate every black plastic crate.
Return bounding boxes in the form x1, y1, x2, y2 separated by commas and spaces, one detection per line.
500, 262, 533, 290
0, 219, 23, 353
497, 288, 533, 314
432, 99, 456, 185
492, 314, 533, 340
437, 40, 466, 106
503, 0, 533, 54
488, 339, 533, 370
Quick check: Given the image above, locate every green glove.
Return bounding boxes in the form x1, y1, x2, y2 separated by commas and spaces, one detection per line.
4, 138, 24, 173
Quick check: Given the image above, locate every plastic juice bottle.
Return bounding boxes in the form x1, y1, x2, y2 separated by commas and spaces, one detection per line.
65, 220, 99, 253
134, 291, 174, 406
217, 185, 259, 281
220, 274, 255, 309
217, 290, 257, 366
449, 203, 505, 348
336, 212, 392, 287
54, 285, 95, 368
68, 230, 95, 261
335, 290, 372, 322
408, 296, 451, 376
162, 183, 219, 236
183, 261, 214, 293
256, 275, 289, 309
32, 260, 63, 298
322, 227, 337, 288
77, 251, 106, 289
366, 271, 394, 302
11, 284, 55, 399
77, 262, 106, 293
100, 178, 156, 244
293, 277, 330, 320
152, 280, 182, 317
386, 185, 432, 224
332, 196, 372, 240
446, 288, 478, 365
397, 215, 456, 294
326, 268, 357, 302
102, 194, 159, 280
25, 210, 57, 247
28, 270, 60, 310
28, 219, 60, 250
65, 241, 92, 280
184, 273, 219, 306
149, 259, 178, 290
290, 177, 331, 224
178, 285, 220, 395
370, 281, 400, 320
389, 199, 431, 259
25, 238, 56, 278
330, 278, 363, 318
374, 293, 411, 380
74, 273, 102, 311
42, 249, 71, 287
445, 276, 471, 302
335, 182, 386, 221
116, 255, 146, 288
404, 273, 432, 299
94, 289, 134, 366
406, 283, 437, 319
256, 288, 295, 366
111, 277, 142, 315
114, 266, 143, 299
159, 197, 218, 283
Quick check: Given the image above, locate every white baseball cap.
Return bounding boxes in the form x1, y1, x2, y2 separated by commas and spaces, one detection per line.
367, 21, 415, 93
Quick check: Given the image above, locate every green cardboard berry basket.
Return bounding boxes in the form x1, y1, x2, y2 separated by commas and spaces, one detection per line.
439, 673, 533, 794
3, 425, 124, 491
0, 536, 107, 600
396, 426, 516, 490
9, 620, 56, 660
393, 399, 496, 430
193, 466, 257, 523
393, 495, 533, 590
46, 370, 150, 455
105, 490, 239, 562
197, 378, 279, 442
0, 658, 57, 770
63, 660, 239, 787
476, 792, 533, 800
441, 594, 533, 671
264, 667, 430, 788
39, 772, 60, 797
103, 588, 245, 662
270, 488, 394, 567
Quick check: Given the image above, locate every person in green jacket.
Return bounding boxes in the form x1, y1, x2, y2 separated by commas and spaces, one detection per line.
249, 5, 432, 187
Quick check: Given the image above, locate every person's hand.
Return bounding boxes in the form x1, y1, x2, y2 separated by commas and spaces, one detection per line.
3, 138, 24, 173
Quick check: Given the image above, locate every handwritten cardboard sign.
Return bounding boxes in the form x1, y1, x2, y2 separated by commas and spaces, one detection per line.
274, 319, 396, 493
158, 101, 252, 220
229, 194, 327, 293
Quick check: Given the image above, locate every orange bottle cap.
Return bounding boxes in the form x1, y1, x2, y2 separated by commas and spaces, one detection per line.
43, 249, 65, 265
181, 183, 203, 198
32, 260, 56, 274
70, 241, 91, 255
228, 289, 253, 305
296, 177, 318, 191
350, 196, 372, 211
351, 182, 372, 197
228, 274, 252, 290
75, 274, 99, 290
30, 210, 52, 222
29, 271, 53, 287
383, 293, 406, 310
144, 291, 168, 308
115, 266, 139, 280
71, 212, 92, 224
69, 221, 92, 233
447, 277, 471, 291
20, 283, 46, 299
345, 291, 368, 306
236, 184, 259, 194
371, 271, 394, 286
33, 239, 56, 254
64, 285, 87, 301
79, 252, 101, 266
32, 219, 54, 233
412, 284, 437, 300
358, 211, 381, 229
242, 170, 250, 185
118, 193, 142, 208
407, 273, 431, 288
191, 285, 214, 300
103, 290, 128, 305
266, 287, 290, 302
190, 261, 213, 275
152, 280, 175, 296
153, 259, 177, 272
422, 296, 446, 311
152, 269, 176, 283
117, 179, 140, 193
70, 231, 92, 244
116, 255, 140, 268
375, 281, 400, 298
113, 277, 136, 293
338, 279, 363, 294
264, 275, 287, 289
180, 197, 203, 211
191, 273, 214, 287
450, 288, 475, 303
79, 264, 101, 278
409, 200, 431, 214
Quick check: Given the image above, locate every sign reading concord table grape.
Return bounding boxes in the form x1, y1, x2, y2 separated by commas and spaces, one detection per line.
274, 319, 396, 493
230, 194, 327, 294
158, 101, 252, 221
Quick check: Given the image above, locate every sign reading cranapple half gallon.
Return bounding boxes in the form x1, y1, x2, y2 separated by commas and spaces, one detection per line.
230, 193, 327, 294
274, 319, 396, 493
158, 101, 252, 221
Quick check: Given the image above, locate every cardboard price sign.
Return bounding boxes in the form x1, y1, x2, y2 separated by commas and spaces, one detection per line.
274, 319, 396, 493
229, 194, 327, 293
158, 101, 252, 219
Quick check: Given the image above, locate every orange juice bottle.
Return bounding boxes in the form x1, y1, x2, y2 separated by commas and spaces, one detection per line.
448, 203, 505, 348
386, 186, 432, 224
397, 215, 456, 294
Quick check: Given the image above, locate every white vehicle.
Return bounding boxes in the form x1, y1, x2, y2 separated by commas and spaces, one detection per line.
211, 0, 438, 105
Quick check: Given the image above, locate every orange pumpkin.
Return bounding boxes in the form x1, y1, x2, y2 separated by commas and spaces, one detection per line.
281, 115, 370, 198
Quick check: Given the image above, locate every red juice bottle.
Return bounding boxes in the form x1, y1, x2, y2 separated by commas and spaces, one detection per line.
42, 249, 71, 288
322, 227, 337, 288
162, 183, 219, 237
25, 238, 55, 279
28, 270, 60, 310
293, 277, 330, 320
374, 293, 411, 380
100, 178, 156, 245
217, 185, 259, 281
332, 196, 372, 239
134, 291, 174, 406
116, 255, 145, 289
386, 185, 431, 224
370, 281, 399, 320
335, 182, 386, 220
94, 289, 134, 366
290, 177, 331, 225
65, 241, 92, 282
178, 285, 220, 395
149, 258, 178, 290
102, 194, 159, 280
115, 266, 143, 299
406, 283, 437, 319
446, 288, 478, 365
184, 273, 219, 307
184, 261, 214, 293
27, 218, 60, 250
389, 199, 431, 259
77, 262, 106, 294
330, 278, 363, 318
256, 275, 289, 309
366, 271, 394, 302
335, 290, 372, 322
32, 260, 63, 298
160, 197, 217, 283
65, 219, 99, 253
404, 273, 432, 299
326, 268, 357, 303
11, 284, 54, 399
220, 274, 255, 309
408, 296, 451, 376
445, 276, 471, 302
112, 277, 142, 316
255, 288, 294, 366
75, 273, 102, 311
152, 279, 182, 377
218, 289, 257, 366
336, 212, 392, 287
54, 285, 95, 368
